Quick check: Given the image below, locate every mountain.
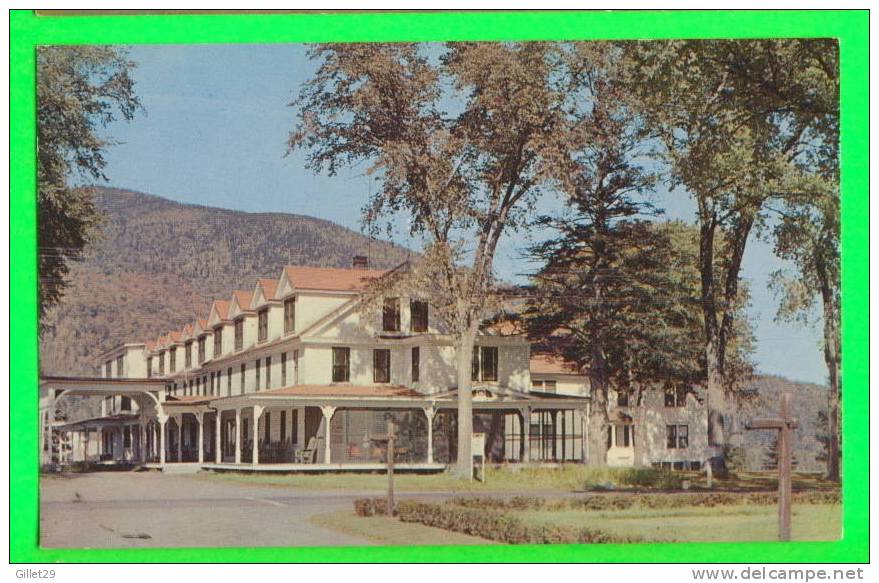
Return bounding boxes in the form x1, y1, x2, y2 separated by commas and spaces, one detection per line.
39, 186, 411, 376
738, 375, 830, 473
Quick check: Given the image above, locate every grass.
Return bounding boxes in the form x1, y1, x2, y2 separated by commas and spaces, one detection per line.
197, 466, 839, 494
310, 510, 497, 545
512, 503, 841, 542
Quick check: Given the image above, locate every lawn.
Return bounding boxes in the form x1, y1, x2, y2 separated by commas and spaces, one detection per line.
512, 503, 841, 542
310, 510, 496, 546
197, 466, 838, 494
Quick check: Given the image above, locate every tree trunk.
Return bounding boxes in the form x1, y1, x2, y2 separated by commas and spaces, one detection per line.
632, 387, 648, 467
454, 325, 477, 478
819, 262, 841, 482
699, 215, 727, 471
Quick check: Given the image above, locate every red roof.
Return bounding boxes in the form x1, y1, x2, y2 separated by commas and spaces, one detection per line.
257, 278, 279, 302
260, 384, 421, 398
530, 354, 581, 375
232, 290, 253, 312
211, 300, 231, 321
284, 265, 386, 292
168, 331, 182, 343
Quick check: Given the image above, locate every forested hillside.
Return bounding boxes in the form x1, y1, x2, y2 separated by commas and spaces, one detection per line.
39, 187, 410, 375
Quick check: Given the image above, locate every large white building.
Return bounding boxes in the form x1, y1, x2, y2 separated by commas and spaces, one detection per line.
40, 262, 706, 471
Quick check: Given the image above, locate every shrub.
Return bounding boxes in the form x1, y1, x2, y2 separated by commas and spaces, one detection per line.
359, 498, 641, 544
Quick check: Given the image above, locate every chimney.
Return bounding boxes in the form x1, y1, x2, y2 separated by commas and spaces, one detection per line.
352, 255, 369, 269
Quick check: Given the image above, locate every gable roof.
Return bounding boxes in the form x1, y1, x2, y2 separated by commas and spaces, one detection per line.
230, 290, 253, 315
208, 299, 231, 324
283, 265, 387, 293
530, 353, 582, 376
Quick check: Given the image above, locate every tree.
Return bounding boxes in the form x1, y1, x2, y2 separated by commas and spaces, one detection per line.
37, 46, 141, 327
621, 40, 838, 467
769, 180, 840, 480
288, 43, 568, 476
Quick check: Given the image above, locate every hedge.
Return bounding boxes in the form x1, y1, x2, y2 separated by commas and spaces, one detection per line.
354, 498, 642, 544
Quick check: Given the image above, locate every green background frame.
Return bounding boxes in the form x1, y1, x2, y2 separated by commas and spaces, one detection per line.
10, 9, 869, 563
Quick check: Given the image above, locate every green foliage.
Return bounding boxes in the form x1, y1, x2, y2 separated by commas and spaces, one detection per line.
37, 46, 141, 326
355, 498, 642, 544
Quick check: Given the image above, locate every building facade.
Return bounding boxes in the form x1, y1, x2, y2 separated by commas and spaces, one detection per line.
41, 263, 706, 471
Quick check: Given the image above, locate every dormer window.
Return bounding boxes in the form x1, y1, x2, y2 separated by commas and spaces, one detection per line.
284, 297, 296, 334
258, 308, 269, 342
185, 341, 193, 369
234, 318, 244, 351
214, 326, 223, 356
169, 349, 176, 373
410, 300, 429, 333
147, 357, 153, 378
198, 335, 207, 364
116, 355, 124, 377
383, 297, 401, 332
104, 360, 112, 378
158, 351, 165, 375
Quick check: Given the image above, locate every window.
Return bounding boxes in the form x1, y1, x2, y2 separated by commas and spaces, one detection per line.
284, 297, 296, 334
227, 367, 233, 396
665, 386, 687, 407
147, 357, 153, 378
124, 426, 131, 448
169, 349, 176, 373
617, 389, 630, 407
472, 346, 499, 382
293, 350, 299, 385
214, 327, 223, 356
280, 410, 287, 442
614, 425, 631, 447
410, 300, 429, 333
258, 308, 269, 342
158, 352, 165, 375
116, 355, 124, 377
281, 352, 287, 386
234, 318, 244, 350
265, 356, 272, 388
374, 349, 391, 383
185, 341, 192, 368
210, 372, 216, 396
332, 347, 350, 383
666, 424, 689, 449
543, 380, 557, 393
198, 336, 207, 363
255, 358, 261, 391
120, 396, 131, 411
264, 411, 271, 442
196, 377, 201, 395
383, 297, 401, 332
240, 363, 246, 393
411, 347, 420, 383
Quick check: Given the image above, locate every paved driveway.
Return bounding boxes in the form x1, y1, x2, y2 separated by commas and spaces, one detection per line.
40, 471, 374, 549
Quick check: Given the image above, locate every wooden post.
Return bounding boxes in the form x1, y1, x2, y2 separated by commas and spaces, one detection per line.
746, 392, 798, 541
387, 419, 395, 517
778, 393, 793, 541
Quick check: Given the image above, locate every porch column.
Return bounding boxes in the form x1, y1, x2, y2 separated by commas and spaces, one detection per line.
423, 406, 436, 464
214, 410, 222, 464
158, 416, 167, 466
321, 406, 336, 464
252, 405, 264, 466
519, 407, 531, 463
195, 411, 204, 464
174, 415, 183, 462
234, 408, 241, 464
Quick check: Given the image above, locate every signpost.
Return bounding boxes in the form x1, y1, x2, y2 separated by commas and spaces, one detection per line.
746, 392, 799, 541
371, 418, 400, 516
471, 433, 486, 483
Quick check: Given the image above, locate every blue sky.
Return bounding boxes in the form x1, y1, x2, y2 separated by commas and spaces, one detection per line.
96, 44, 827, 385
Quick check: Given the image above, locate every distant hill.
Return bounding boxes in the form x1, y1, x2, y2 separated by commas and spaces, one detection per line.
738, 375, 830, 473
39, 186, 411, 376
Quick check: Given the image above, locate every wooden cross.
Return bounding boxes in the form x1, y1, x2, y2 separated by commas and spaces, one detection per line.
746, 392, 799, 541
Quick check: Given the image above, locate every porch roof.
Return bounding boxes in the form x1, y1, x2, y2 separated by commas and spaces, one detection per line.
54, 413, 140, 431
